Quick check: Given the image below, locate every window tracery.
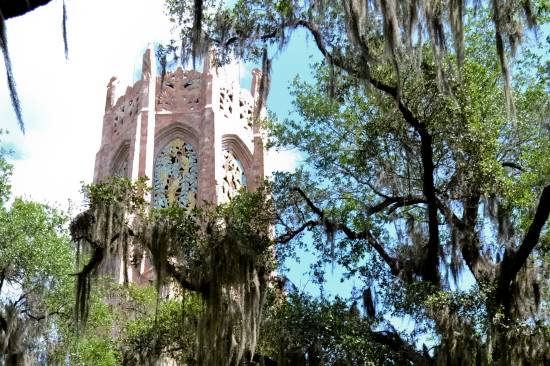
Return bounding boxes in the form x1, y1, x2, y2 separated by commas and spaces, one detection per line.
221, 150, 247, 201
111, 146, 129, 178
153, 138, 198, 210
113, 159, 128, 178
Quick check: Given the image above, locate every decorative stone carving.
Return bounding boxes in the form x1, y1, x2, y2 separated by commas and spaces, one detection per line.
153, 139, 198, 210
112, 155, 128, 178
221, 150, 247, 201
157, 69, 202, 112
238, 92, 254, 132
112, 86, 140, 136
219, 86, 234, 119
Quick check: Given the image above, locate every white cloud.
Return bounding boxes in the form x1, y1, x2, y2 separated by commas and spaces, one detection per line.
265, 148, 301, 177
0, 0, 300, 210
1, 0, 172, 209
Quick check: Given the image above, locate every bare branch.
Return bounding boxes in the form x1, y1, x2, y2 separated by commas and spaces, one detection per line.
276, 220, 320, 244
501, 161, 524, 171
165, 260, 204, 294
513, 185, 550, 274
292, 18, 441, 284
436, 198, 464, 230
370, 330, 434, 366
370, 195, 427, 215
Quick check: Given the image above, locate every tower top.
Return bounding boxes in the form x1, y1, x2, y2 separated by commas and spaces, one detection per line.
94, 48, 266, 207
93, 48, 267, 283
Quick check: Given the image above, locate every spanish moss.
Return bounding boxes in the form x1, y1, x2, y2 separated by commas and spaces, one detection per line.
62, 0, 68, 60
0, 11, 24, 134
69, 180, 275, 365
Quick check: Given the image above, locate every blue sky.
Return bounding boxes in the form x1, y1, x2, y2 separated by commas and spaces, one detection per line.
0, 0, 356, 298
4, 0, 540, 306
0, 0, 298, 206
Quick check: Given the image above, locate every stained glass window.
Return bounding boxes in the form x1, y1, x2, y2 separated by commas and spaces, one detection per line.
221, 150, 247, 201
153, 138, 198, 210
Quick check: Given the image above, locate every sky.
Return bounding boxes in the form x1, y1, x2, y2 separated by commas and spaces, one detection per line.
3, 2, 548, 350
0, 0, 348, 295
1, 0, 172, 207
0, 0, 304, 210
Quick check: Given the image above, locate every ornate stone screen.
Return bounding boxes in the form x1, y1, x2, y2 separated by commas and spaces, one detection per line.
153, 138, 198, 210
221, 150, 247, 201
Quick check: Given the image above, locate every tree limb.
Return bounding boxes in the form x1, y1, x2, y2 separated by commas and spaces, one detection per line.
0, 268, 5, 295
291, 187, 400, 276
502, 161, 524, 171
497, 185, 550, 312
0, 0, 52, 20
435, 198, 464, 228
294, 18, 441, 284
22, 309, 65, 322
276, 219, 320, 244
370, 330, 434, 365
511, 185, 550, 276
165, 260, 204, 294
370, 195, 427, 215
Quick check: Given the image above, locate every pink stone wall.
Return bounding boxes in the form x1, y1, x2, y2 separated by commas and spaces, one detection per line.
94, 48, 265, 207
93, 49, 267, 284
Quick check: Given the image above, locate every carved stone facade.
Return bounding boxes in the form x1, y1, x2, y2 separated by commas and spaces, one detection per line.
93, 48, 266, 283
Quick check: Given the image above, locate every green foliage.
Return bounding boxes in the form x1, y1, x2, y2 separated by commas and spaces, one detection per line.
82, 175, 150, 212
0, 198, 72, 289
0, 152, 75, 363
121, 288, 201, 365
70, 176, 277, 365
259, 291, 395, 365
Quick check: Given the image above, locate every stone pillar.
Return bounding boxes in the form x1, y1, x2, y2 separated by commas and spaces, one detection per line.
199, 51, 218, 204
105, 76, 118, 112
130, 47, 156, 181
142, 47, 157, 180
94, 77, 119, 182
250, 68, 265, 190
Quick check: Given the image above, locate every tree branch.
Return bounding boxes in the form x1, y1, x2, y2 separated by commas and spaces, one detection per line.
294, 18, 441, 284
0, 268, 5, 296
165, 260, 204, 294
291, 187, 400, 276
369, 195, 427, 215
502, 161, 524, 171
276, 219, 320, 244
511, 185, 550, 275
0, 0, 52, 20
22, 309, 65, 322
436, 198, 465, 230
76, 245, 104, 278
497, 185, 550, 311
370, 330, 434, 366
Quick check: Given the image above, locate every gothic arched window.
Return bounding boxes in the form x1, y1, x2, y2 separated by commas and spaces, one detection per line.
111, 144, 129, 178
112, 155, 128, 178
153, 138, 198, 210
221, 150, 247, 201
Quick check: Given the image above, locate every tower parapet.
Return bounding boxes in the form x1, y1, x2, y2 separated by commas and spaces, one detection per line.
94, 48, 265, 207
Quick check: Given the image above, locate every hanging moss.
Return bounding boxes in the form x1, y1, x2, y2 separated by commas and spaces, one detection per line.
0, 12, 24, 133
70, 178, 275, 365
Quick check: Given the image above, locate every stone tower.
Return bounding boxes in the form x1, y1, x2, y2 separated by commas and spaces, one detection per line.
93, 48, 266, 282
